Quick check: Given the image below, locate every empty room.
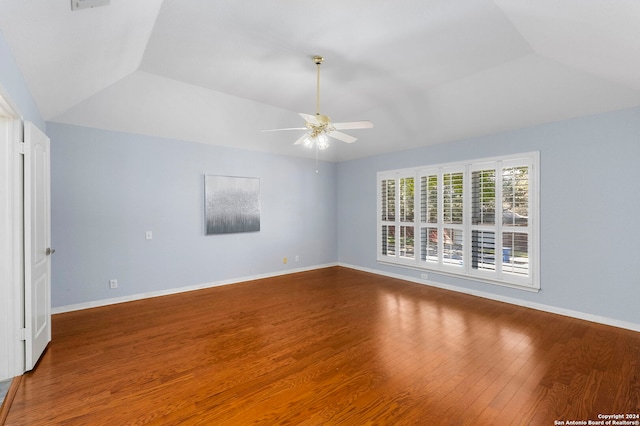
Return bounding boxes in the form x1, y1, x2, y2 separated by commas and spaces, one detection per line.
0, 1, 639, 425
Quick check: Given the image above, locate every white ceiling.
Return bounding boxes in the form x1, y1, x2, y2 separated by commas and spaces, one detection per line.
1, 0, 639, 161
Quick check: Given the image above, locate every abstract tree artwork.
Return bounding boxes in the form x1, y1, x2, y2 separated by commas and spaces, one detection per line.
205, 175, 260, 235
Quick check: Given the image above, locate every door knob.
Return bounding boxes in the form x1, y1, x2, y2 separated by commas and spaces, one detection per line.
46, 248, 55, 255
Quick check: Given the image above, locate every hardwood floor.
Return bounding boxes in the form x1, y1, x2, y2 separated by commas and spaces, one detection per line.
5, 267, 640, 425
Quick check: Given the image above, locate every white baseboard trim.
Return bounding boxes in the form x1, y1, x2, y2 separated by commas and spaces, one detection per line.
339, 263, 640, 333
52, 263, 338, 315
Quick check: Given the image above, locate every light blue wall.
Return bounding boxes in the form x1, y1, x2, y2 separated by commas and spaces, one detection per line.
48, 123, 337, 308
337, 107, 640, 326
0, 29, 44, 127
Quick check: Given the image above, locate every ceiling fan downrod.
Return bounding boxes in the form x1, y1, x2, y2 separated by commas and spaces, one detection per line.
313, 55, 323, 117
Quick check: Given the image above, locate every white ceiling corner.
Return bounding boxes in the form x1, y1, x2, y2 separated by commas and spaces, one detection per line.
0, 0, 163, 119
494, 0, 640, 91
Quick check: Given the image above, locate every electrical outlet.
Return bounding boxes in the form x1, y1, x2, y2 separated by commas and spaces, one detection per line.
295, 255, 299, 262
420, 273, 428, 280
145, 231, 153, 240
109, 279, 118, 289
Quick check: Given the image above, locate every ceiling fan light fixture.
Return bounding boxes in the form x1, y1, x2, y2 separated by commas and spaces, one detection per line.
302, 132, 329, 150
303, 136, 314, 148
316, 134, 329, 150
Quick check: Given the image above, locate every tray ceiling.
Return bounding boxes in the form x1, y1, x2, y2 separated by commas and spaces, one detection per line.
1, 0, 639, 161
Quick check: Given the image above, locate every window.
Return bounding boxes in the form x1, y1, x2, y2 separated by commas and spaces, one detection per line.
380, 174, 415, 263
377, 152, 539, 290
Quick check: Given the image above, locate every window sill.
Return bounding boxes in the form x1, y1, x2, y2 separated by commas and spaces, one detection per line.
377, 260, 540, 293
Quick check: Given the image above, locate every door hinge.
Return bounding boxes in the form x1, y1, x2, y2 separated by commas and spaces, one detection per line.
20, 328, 28, 341
17, 142, 26, 155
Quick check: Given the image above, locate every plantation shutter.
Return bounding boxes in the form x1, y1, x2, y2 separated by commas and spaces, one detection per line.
378, 152, 538, 290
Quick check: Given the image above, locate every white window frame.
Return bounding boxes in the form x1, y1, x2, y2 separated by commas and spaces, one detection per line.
377, 152, 540, 291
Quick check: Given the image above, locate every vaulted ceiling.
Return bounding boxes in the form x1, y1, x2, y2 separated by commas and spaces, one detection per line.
1, 0, 639, 161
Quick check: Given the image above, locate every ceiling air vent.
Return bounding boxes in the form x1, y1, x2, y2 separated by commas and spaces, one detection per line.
71, 0, 110, 11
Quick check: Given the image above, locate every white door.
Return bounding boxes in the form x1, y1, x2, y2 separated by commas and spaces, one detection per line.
23, 121, 52, 371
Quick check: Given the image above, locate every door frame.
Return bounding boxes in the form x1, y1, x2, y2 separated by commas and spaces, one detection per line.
0, 89, 26, 381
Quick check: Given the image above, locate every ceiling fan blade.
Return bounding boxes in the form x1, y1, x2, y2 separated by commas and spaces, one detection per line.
299, 113, 319, 125
329, 130, 357, 144
332, 120, 374, 130
293, 133, 310, 145
261, 127, 307, 132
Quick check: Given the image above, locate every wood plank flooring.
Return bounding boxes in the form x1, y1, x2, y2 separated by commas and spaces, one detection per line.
5, 267, 640, 425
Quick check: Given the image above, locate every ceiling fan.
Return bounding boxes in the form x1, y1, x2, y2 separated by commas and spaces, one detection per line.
263, 56, 373, 150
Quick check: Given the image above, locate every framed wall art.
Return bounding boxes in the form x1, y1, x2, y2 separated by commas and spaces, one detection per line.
204, 175, 260, 235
